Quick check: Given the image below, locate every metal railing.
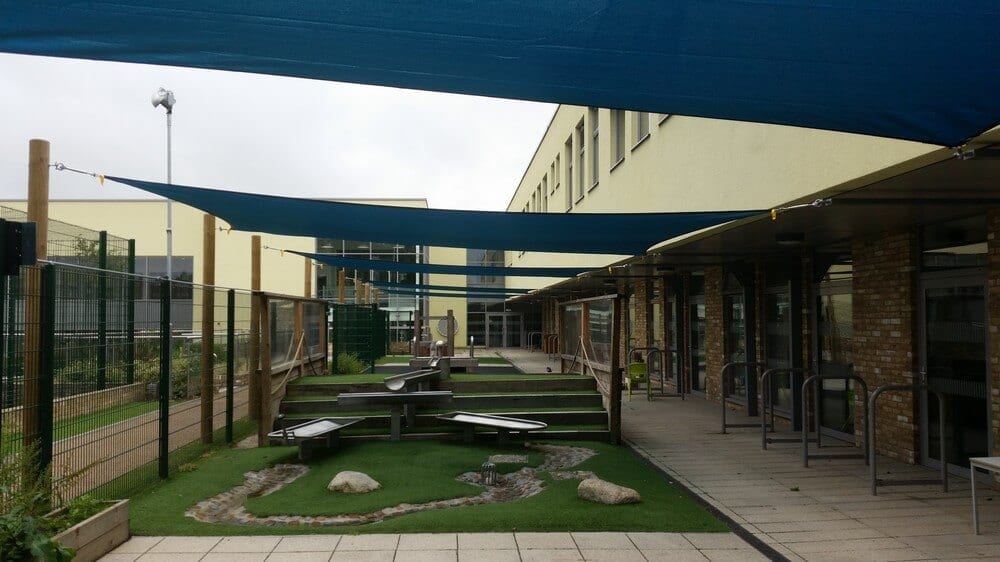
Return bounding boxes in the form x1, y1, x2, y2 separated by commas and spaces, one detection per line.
759, 367, 815, 450
869, 377, 948, 495
801, 374, 869, 467
720, 361, 760, 433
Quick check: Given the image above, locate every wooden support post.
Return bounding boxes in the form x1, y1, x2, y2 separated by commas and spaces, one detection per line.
200, 214, 216, 444
354, 277, 362, 304
249, 235, 261, 419
293, 300, 304, 375
413, 309, 422, 358
337, 269, 346, 304
304, 258, 312, 298
23, 139, 49, 450
257, 293, 273, 446
446, 309, 455, 356
609, 297, 623, 445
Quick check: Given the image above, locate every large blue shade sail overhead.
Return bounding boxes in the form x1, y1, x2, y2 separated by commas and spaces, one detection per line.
3, 2, 1000, 146
378, 286, 524, 297
372, 281, 532, 295
298, 251, 587, 278
108, 177, 762, 254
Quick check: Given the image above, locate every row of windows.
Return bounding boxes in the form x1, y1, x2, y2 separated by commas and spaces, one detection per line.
519, 109, 669, 218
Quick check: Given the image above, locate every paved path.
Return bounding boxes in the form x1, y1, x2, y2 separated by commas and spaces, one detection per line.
622, 396, 1000, 560
102, 532, 766, 561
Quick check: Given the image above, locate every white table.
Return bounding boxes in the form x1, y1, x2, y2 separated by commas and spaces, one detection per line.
969, 457, 1000, 534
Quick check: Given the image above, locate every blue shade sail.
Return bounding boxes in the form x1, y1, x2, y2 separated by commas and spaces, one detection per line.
297, 251, 587, 278
372, 281, 532, 295
107, 177, 762, 254
378, 286, 523, 297
4, 2, 1000, 146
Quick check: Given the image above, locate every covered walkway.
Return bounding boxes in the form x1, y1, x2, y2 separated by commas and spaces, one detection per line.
623, 396, 1000, 561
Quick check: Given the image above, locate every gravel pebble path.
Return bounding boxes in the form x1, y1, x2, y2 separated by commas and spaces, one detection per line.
185, 443, 598, 527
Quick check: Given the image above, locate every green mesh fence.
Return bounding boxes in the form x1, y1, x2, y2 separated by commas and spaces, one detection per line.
0, 263, 256, 506
329, 303, 388, 373
0, 206, 132, 271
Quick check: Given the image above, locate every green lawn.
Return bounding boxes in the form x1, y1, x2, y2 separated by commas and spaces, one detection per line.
2, 400, 162, 455
291, 373, 587, 385
128, 440, 726, 535
375, 355, 512, 365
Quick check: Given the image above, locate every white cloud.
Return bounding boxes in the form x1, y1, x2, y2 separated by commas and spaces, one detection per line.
0, 53, 554, 211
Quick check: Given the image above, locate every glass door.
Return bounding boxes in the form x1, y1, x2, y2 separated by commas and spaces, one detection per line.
689, 298, 706, 392
504, 314, 522, 348
486, 313, 504, 348
920, 275, 988, 472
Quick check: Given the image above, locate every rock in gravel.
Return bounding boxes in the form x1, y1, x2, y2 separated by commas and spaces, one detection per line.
577, 477, 641, 505
328, 471, 381, 494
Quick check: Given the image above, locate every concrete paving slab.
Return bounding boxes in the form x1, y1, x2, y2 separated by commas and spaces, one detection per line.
457, 533, 518, 550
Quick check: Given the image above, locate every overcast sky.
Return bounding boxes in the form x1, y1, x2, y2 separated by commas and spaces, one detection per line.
0, 53, 555, 211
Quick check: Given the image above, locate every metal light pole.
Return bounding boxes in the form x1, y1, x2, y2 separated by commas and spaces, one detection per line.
152, 87, 175, 395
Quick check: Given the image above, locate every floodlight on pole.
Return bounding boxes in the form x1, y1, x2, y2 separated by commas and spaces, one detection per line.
152, 86, 175, 396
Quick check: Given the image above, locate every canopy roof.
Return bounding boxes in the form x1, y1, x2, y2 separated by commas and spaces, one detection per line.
377, 286, 523, 297
110, 177, 761, 254
5, 2, 1000, 146
372, 281, 531, 295
297, 251, 587, 278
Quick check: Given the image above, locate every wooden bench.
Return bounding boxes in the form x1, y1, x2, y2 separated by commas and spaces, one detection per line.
437, 411, 548, 443
267, 416, 365, 460
338, 390, 454, 440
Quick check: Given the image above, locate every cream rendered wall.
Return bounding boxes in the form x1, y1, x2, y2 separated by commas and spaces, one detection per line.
504, 105, 939, 290
0, 200, 314, 295
426, 245, 468, 349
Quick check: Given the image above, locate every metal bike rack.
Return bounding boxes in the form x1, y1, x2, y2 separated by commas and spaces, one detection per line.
721, 361, 760, 433
760, 367, 815, 450
628, 346, 681, 399
801, 374, 869, 467
526, 331, 542, 350
869, 379, 948, 495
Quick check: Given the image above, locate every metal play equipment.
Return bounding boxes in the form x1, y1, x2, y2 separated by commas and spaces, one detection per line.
720, 361, 760, 433
869, 376, 948, 495
800, 373, 870, 467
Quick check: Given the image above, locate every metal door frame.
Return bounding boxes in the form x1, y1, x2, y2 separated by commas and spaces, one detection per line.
918, 267, 990, 478
485, 312, 523, 348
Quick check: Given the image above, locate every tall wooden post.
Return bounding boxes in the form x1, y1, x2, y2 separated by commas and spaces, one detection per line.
354, 277, 362, 304
248, 235, 261, 419
23, 139, 49, 449
446, 309, 455, 356
337, 269, 346, 304
609, 296, 623, 445
304, 258, 312, 298
293, 300, 303, 373
200, 214, 216, 443
413, 310, 422, 358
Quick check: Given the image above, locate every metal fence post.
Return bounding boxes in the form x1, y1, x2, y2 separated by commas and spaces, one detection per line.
158, 278, 171, 479
97, 231, 107, 389
226, 289, 235, 443
125, 239, 136, 384
37, 264, 56, 482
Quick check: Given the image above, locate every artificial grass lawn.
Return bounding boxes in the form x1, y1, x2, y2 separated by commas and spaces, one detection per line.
375, 355, 512, 365
1, 400, 161, 455
129, 439, 726, 535
291, 373, 588, 385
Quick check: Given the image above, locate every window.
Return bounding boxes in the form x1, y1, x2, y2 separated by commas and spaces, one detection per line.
575, 120, 585, 201
541, 181, 548, 212
589, 107, 599, 188
611, 109, 626, 166
553, 155, 560, 191
565, 137, 574, 210
531, 191, 536, 212
633, 112, 650, 146
536, 185, 542, 213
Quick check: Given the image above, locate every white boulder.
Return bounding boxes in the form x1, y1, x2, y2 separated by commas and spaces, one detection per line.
328, 471, 381, 494
577, 477, 641, 505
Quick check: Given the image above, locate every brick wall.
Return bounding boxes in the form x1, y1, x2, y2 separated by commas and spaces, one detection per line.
852, 230, 920, 463
631, 278, 652, 355
704, 267, 725, 401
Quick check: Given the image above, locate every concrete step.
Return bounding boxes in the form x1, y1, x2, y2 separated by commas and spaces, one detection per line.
278, 410, 609, 430
280, 393, 604, 414
286, 377, 597, 396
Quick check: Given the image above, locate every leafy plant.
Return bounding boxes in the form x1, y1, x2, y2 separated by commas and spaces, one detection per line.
333, 352, 365, 374
0, 447, 75, 562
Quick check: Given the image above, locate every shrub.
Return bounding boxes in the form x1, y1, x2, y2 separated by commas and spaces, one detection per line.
333, 352, 365, 374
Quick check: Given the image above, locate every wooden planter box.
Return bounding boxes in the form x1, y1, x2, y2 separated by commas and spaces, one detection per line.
50, 499, 130, 562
